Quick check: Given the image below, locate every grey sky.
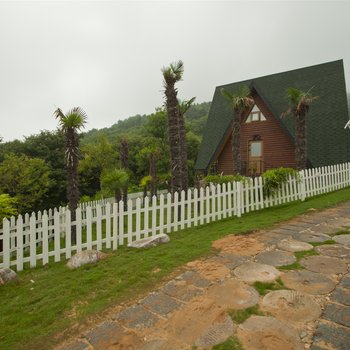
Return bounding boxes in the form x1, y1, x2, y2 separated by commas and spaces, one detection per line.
1, 0, 350, 141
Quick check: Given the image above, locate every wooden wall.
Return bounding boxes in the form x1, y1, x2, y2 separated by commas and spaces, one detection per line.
217, 94, 296, 175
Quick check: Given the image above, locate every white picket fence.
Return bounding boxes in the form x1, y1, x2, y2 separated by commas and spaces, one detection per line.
1, 162, 350, 271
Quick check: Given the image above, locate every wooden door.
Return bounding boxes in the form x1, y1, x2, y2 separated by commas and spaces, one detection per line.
248, 140, 263, 175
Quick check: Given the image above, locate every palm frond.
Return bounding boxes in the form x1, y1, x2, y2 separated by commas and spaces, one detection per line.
54, 106, 87, 131
222, 86, 253, 112
178, 97, 196, 115
162, 60, 184, 84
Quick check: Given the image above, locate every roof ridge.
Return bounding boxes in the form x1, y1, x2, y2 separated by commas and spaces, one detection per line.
217, 59, 343, 89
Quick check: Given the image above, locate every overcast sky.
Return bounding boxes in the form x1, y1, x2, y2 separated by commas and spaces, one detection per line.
1, 0, 350, 141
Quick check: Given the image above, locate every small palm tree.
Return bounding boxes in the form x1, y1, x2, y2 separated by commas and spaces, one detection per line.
283, 87, 319, 170
101, 169, 129, 203
221, 86, 254, 174
162, 60, 185, 193
54, 107, 87, 243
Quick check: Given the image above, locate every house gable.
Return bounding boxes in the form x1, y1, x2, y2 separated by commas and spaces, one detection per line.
195, 60, 350, 171
216, 92, 296, 175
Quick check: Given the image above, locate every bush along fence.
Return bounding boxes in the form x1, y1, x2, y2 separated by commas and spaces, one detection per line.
1, 162, 350, 271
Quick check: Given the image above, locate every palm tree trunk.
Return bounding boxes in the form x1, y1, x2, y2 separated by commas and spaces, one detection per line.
165, 82, 182, 194
295, 112, 307, 170
178, 111, 188, 192
65, 129, 79, 244
114, 189, 122, 204
232, 109, 242, 174
120, 139, 129, 210
150, 154, 157, 198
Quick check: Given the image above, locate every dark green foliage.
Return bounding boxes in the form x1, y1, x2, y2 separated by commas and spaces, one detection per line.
0, 154, 51, 213
0, 194, 18, 221
262, 167, 299, 195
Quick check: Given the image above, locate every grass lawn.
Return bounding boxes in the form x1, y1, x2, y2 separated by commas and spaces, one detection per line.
1, 187, 350, 350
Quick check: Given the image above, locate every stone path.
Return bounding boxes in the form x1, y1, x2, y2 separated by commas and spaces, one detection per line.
57, 202, 350, 350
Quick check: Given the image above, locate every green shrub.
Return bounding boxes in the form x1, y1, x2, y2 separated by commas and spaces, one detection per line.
262, 167, 299, 196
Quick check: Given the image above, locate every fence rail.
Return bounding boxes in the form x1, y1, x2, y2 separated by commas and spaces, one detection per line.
1, 162, 350, 271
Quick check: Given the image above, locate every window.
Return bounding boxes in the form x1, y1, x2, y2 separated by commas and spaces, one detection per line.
245, 104, 266, 123
250, 141, 262, 157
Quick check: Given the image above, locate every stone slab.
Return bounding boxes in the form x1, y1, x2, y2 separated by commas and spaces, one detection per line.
293, 231, 332, 243
233, 262, 281, 283
237, 316, 303, 350
281, 270, 336, 295
255, 250, 296, 266
300, 255, 348, 274
340, 275, 350, 288
58, 340, 89, 350
315, 244, 350, 259
334, 234, 350, 245
85, 321, 125, 349
331, 286, 350, 306
261, 290, 322, 323
215, 254, 250, 269
206, 279, 259, 309
141, 292, 183, 317
310, 223, 345, 235
194, 315, 235, 348
114, 304, 159, 329
277, 238, 313, 252
323, 303, 350, 327
313, 322, 350, 350
161, 280, 202, 302
176, 270, 211, 288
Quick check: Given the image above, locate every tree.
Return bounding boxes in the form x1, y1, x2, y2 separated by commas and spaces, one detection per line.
0, 194, 18, 222
101, 169, 129, 203
79, 134, 118, 197
178, 97, 195, 191
221, 86, 254, 174
119, 138, 129, 206
283, 87, 319, 170
0, 154, 51, 213
162, 60, 186, 193
54, 107, 87, 243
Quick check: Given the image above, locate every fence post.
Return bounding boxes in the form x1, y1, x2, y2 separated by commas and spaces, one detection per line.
16, 215, 24, 271
299, 170, 306, 201
29, 212, 36, 268
237, 182, 242, 218
3, 218, 10, 268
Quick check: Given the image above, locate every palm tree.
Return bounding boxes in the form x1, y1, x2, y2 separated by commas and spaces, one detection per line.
221, 86, 254, 174
178, 97, 195, 192
283, 87, 319, 170
119, 138, 129, 208
101, 168, 129, 203
162, 60, 185, 193
54, 107, 87, 244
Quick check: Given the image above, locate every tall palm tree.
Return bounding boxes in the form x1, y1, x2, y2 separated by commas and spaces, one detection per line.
119, 138, 129, 208
162, 60, 185, 193
221, 86, 254, 174
284, 87, 319, 170
54, 107, 87, 243
101, 168, 129, 203
178, 97, 195, 192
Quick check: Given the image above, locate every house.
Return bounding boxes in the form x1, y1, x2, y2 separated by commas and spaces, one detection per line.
195, 60, 350, 176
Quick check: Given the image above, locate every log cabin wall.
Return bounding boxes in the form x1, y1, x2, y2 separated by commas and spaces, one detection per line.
216, 94, 296, 175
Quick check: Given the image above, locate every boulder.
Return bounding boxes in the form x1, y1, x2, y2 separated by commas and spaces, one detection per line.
0, 268, 19, 286
128, 234, 170, 249
66, 250, 107, 269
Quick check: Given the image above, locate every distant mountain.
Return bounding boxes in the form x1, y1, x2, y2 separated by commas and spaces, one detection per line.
81, 101, 211, 144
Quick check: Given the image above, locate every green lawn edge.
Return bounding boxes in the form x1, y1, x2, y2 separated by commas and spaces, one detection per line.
1, 187, 350, 350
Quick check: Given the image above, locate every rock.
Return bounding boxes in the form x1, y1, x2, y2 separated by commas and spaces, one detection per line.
261, 290, 322, 323
0, 268, 19, 286
237, 316, 303, 350
66, 250, 107, 269
255, 250, 296, 266
333, 234, 350, 245
128, 234, 170, 248
300, 255, 348, 275
233, 262, 281, 283
315, 244, 350, 259
277, 238, 313, 252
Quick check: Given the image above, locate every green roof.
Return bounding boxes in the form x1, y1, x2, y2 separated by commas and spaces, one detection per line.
195, 60, 350, 170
